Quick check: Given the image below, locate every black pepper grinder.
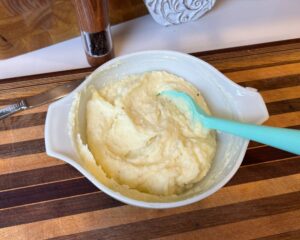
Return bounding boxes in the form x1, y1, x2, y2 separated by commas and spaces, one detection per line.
73, 0, 114, 67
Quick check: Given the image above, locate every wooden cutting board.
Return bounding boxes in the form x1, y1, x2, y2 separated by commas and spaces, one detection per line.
0, 0, 147, 59
0, 39, 300, 239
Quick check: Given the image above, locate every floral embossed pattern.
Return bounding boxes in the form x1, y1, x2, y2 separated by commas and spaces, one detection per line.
144, 0, 216, 26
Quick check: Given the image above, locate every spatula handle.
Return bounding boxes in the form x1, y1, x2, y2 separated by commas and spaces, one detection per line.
206, 117, 300, 155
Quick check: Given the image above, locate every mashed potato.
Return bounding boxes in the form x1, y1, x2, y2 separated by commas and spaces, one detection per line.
71, 71, 216, 200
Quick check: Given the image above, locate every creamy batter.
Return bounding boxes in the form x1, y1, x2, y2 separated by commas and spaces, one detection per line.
72, 71, 216, 199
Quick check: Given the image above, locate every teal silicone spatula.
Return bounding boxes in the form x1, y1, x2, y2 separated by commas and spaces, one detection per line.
160, 90, 300, 155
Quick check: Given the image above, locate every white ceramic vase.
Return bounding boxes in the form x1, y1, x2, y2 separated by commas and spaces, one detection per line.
144, 0, 216, 26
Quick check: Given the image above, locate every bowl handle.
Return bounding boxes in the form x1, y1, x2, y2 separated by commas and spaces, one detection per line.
234, 87, 269, 124
45, 94, 79, 165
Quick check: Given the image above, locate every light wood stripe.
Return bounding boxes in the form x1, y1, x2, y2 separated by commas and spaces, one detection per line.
18, 105, 49, 115
261, 86, 300, 103
225, 62, 300, 83
265, 111, 300, 128
0, 104, 49, 118
156, 210, 300, 240
255, 229, 300, 240
0, 153, 63, 175
0, 83, 64, 98
0, 125, 44, 145
1, 174, 299, 239
213, 49, 300, 72
0, 105, 49, 116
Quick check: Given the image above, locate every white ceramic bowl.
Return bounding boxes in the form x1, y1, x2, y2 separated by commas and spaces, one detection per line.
45, 50, 269, 209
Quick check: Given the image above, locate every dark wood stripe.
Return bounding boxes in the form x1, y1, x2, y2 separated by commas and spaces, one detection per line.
0, 138, 45, 159
51, 191, 300, 240
0, 67, 93, 84
0, 177, 97, 209
248, 141, 264, 148
220, 59, 300, 73
0, 98, 23, 105
200, 46, 300, 63
0, 192, 122, 228
0, 178, 98, 209
242, 146, 296, 166
0, 164, 81, 191
193, 38, 300, 59
254, 229, 300, 240
0, 79, 82, 100
0, 79, 85, 95
0, 112, 46, 131
266, 98, 300, 115
239, 74, 300, 91
227, 157, 300, 186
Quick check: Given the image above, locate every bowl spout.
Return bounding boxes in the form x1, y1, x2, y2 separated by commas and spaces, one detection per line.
233, 87, 269, 124
45, 94, 78, 165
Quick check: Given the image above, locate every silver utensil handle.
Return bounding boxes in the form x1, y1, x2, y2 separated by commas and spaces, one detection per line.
0, 100, 28, 120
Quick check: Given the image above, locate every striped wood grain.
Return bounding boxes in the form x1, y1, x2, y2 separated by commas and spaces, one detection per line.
0, 39, 300, 240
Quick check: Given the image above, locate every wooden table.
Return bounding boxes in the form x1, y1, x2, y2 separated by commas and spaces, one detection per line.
0, 39, 300, 240
0, 0, 147, 59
